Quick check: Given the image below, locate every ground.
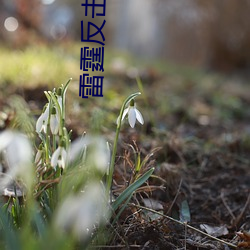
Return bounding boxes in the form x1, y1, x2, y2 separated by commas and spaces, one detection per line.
0, 46, 250, 249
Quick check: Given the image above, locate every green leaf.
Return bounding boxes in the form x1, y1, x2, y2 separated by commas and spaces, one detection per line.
0, 208, 21, 250
62, 78, 72, 98
135, 152, 141, 173
112, 193, 133, 225
32, 209, 46, 237
112, 167, 154, 211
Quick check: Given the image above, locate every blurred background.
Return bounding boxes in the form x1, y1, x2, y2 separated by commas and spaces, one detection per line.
1, 0, 250, 136
1, 2, 250, 248
1, 0, 250, 72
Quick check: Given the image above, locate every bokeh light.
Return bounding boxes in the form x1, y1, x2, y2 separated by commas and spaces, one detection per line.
41, 0, 55, 5
4, 17, 19, 32
50, 24, 67, 40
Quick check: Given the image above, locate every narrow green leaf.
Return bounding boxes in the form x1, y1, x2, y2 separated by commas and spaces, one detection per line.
44, 91, 51, 102
0, 208, 21, 250
112, 193, 133, 225
62, 78, 72, 97
112, 167, 154, 211
33, 210, 46, 237
135, 152, 141, 172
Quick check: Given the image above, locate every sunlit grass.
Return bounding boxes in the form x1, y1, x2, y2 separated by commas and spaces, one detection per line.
0, 44, 80, 87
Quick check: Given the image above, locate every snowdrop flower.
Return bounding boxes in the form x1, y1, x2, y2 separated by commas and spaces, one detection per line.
67, 135, 110, 173
54, 182, 109, 241
87, 137, 110, 173
0, 130, 33, 190
51, 142, 67, 169
50, 106, 59, 135
121, 99, 144, 128
36, 103, 50, 133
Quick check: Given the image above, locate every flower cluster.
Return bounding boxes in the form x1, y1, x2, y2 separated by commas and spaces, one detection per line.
35, 84, 69, 173
0, 77, 151, 248
36, 89, 62, 136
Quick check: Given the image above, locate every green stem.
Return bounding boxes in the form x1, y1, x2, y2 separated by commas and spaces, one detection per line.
45, 97, 53, 164
52, 134, 56, 152
106, 92, 141, 196
61, 78, 72, 127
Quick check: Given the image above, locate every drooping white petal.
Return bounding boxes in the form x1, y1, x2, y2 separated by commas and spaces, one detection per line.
116, 108, 129, 125
67, 136, 109, 172
128, 107, 136, 128
41, 121, 48, 133
57, 158, 65, 169
44, 103, 50, 117
36, 113, 45, 133
121, 107, 129, 121
135, 109, 144, 125
50, 114, 59, 135
36, 104, 50, 133
51, 147, 61, 168
92, 137, 110, 173
57, 96, 63, 112
5, 133, 32, 170
61, 148, 67, 161
0, 130, 33, 190
55, 182, 109, 240
59, 148, 67, 169
67, 136, 87, 163
51, 146, 67, 169
119, 101, 144, 128
0, 130, 14, 151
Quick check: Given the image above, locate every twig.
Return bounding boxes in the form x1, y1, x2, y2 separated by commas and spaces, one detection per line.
221, 190, 236, 221
89, 245, 141, 248
34, 179, 60, 198
166, 178, 183, 215
233, 192, 250, 227
130, 203, 237, 249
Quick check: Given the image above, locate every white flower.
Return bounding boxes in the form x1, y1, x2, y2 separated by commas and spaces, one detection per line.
51, 145, 67, 169
57, 95, 63, 112
56, 87, 63, 111
67, 135, 110, 173
54, 182, 109, 240
50, 106, 59, 135
36, 104, 49, 133
0, 130, 33, 190
121, 100, 144, 128
88, 137, 110, 173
